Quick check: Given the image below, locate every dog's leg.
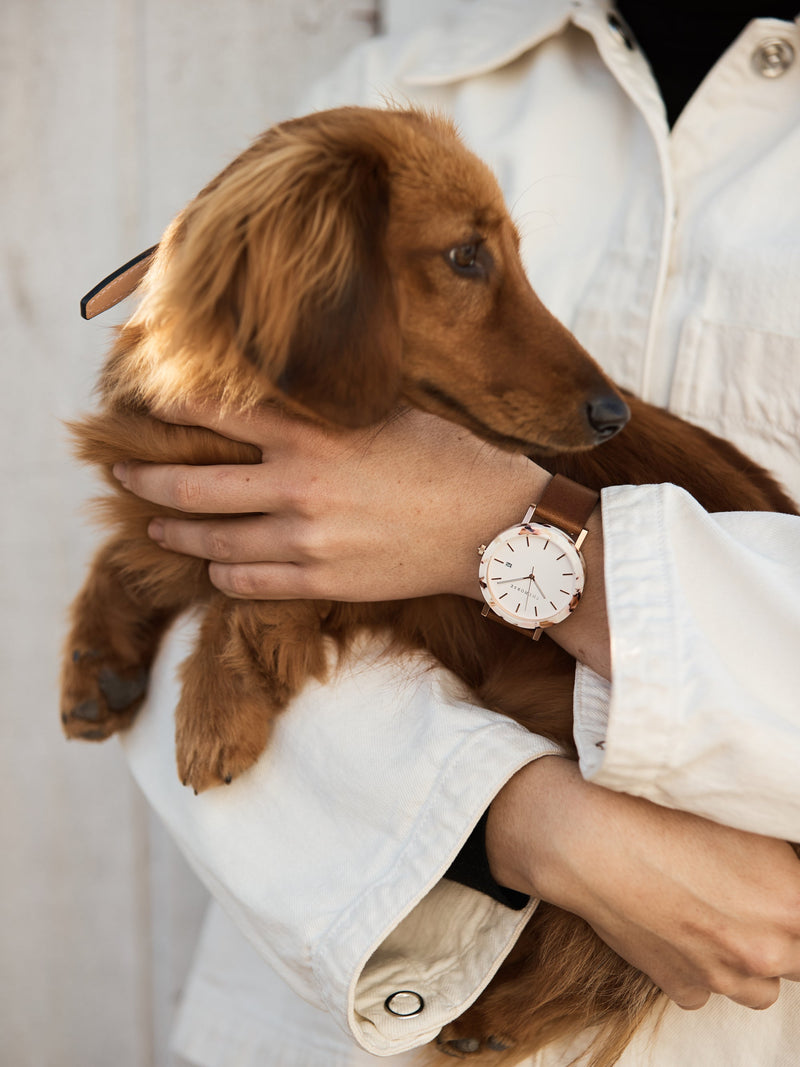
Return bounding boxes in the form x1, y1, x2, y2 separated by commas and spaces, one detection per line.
174, 597, 330, 792
61, 538, 206, 740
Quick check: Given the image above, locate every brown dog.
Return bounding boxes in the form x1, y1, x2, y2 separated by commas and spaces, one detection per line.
63, 107, 796, 1067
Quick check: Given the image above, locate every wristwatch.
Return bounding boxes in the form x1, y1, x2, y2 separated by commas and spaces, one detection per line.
478, 474, 599, 640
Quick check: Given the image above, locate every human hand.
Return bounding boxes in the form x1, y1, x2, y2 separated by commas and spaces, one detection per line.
487, 757, 800, 1011
112, 400, 548, 603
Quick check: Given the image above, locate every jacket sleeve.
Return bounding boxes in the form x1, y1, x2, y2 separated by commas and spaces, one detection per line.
121, 618, 562, 1056
573, 483, 800, 842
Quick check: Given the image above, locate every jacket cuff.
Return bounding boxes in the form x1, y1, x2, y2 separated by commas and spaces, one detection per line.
122, 614, 562, 1058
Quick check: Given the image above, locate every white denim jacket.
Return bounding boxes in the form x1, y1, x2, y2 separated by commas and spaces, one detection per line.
121, 2, 800, 1064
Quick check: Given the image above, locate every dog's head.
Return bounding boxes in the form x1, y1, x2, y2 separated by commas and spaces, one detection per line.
139, 106, 627, 452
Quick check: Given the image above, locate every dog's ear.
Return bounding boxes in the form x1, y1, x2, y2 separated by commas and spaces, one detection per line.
153, 115, 403, 427
275, 146, 402, 426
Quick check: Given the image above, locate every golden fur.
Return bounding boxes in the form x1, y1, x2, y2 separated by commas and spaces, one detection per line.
62, 107, 796, 1066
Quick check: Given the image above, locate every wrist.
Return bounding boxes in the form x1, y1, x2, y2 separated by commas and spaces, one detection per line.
454, 459, 552, 601
545, 504, 610, 679
485, 755, 583, 901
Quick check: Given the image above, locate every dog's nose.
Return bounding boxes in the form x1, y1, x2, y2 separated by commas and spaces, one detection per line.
586, 393, 630, 440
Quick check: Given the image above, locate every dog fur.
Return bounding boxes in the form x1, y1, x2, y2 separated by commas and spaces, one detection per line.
62, 106, 797, 1067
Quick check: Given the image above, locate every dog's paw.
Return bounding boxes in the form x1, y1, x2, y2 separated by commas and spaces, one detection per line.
61, 650, 148, 740
175, 734, 253, 793
175, 692, 272, 794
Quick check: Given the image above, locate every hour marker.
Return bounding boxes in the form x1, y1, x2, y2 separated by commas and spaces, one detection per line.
550, 601, 557, 610
542, 541, 549, 551
499, 592, 508, 599
526, 536, 530, 546
556, 553, 566, 560
534, 606, 538, 616
506, 542, 515, 552
515, 602, 521, 612
562, 572, 573, 577
559, 589, 570, 595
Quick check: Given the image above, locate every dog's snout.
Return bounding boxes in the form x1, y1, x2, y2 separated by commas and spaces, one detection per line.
586, 393, 630, 441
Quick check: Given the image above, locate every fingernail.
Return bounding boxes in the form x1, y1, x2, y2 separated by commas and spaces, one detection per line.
148, 519, 165, 542
112, 462, 128, 483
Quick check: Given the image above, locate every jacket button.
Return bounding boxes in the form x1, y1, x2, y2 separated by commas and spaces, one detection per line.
384, 990, 424, 1016
751, 37, 795, 78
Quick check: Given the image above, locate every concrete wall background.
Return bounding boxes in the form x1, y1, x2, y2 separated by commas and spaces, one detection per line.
0, 3, 383, 1063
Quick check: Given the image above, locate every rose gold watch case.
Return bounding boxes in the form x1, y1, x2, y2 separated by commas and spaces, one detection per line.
478, 520, 586, 631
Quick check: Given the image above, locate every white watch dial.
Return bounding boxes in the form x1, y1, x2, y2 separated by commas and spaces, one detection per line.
479, 522, 585, 629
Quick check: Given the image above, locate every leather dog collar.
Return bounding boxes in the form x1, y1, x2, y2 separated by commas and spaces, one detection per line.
80, 245, 158, 320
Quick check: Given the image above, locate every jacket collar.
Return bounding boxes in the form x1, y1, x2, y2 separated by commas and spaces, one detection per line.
400, 0, 609, 85
398, 0, 800, 87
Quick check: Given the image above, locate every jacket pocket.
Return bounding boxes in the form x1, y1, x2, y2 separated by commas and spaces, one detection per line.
669, 315, 800, 502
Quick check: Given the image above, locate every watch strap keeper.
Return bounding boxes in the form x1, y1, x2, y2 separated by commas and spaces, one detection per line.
530, 473, 599, 543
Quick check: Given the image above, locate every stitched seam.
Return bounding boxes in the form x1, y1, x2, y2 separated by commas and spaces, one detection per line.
86, 262, 150, 316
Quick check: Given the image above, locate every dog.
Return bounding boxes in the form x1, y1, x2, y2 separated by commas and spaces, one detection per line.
63, 106, 797, 1067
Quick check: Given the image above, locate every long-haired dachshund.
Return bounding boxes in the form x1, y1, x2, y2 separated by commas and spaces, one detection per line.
63, 106, 796, 1067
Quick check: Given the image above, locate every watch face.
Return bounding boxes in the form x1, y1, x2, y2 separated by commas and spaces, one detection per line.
479, 522, 585, 630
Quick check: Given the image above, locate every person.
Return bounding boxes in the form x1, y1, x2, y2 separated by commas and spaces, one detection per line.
113, 1, 800, 1064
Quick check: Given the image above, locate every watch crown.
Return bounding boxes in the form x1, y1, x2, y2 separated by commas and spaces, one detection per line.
477, 544, 486, 556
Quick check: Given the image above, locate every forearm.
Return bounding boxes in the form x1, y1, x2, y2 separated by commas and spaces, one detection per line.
485, 755, 800, 1012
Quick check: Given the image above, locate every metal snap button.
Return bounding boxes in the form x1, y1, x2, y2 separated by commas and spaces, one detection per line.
607, 12, 635, 51
384, 990, 424, 1016
752, 37, 795, 78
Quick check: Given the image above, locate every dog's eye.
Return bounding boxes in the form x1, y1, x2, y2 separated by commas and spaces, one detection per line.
447, 243, 482, 276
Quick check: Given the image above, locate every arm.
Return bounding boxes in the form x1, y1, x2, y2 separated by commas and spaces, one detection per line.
487, 757, 800, 1015
116, 400, 800, 1031
121, 609, 564, 1056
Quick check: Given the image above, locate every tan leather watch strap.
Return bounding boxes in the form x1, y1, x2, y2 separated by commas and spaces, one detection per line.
80, 245, 158, 320
530, 473, 599, 543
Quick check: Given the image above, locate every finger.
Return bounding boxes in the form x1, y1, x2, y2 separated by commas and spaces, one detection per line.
208, 561, 320, 600
667, 987, 711, 1011
723, 977, 781, 1011
149, 514, 296, 564
149, 396, 303, 449
115, 462, 269, 514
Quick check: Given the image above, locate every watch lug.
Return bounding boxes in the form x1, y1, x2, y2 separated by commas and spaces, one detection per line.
532, 628, 543, 642
575, 528, 588, 551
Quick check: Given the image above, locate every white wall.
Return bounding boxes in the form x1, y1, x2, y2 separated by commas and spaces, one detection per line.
1, 3, 379, 1064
